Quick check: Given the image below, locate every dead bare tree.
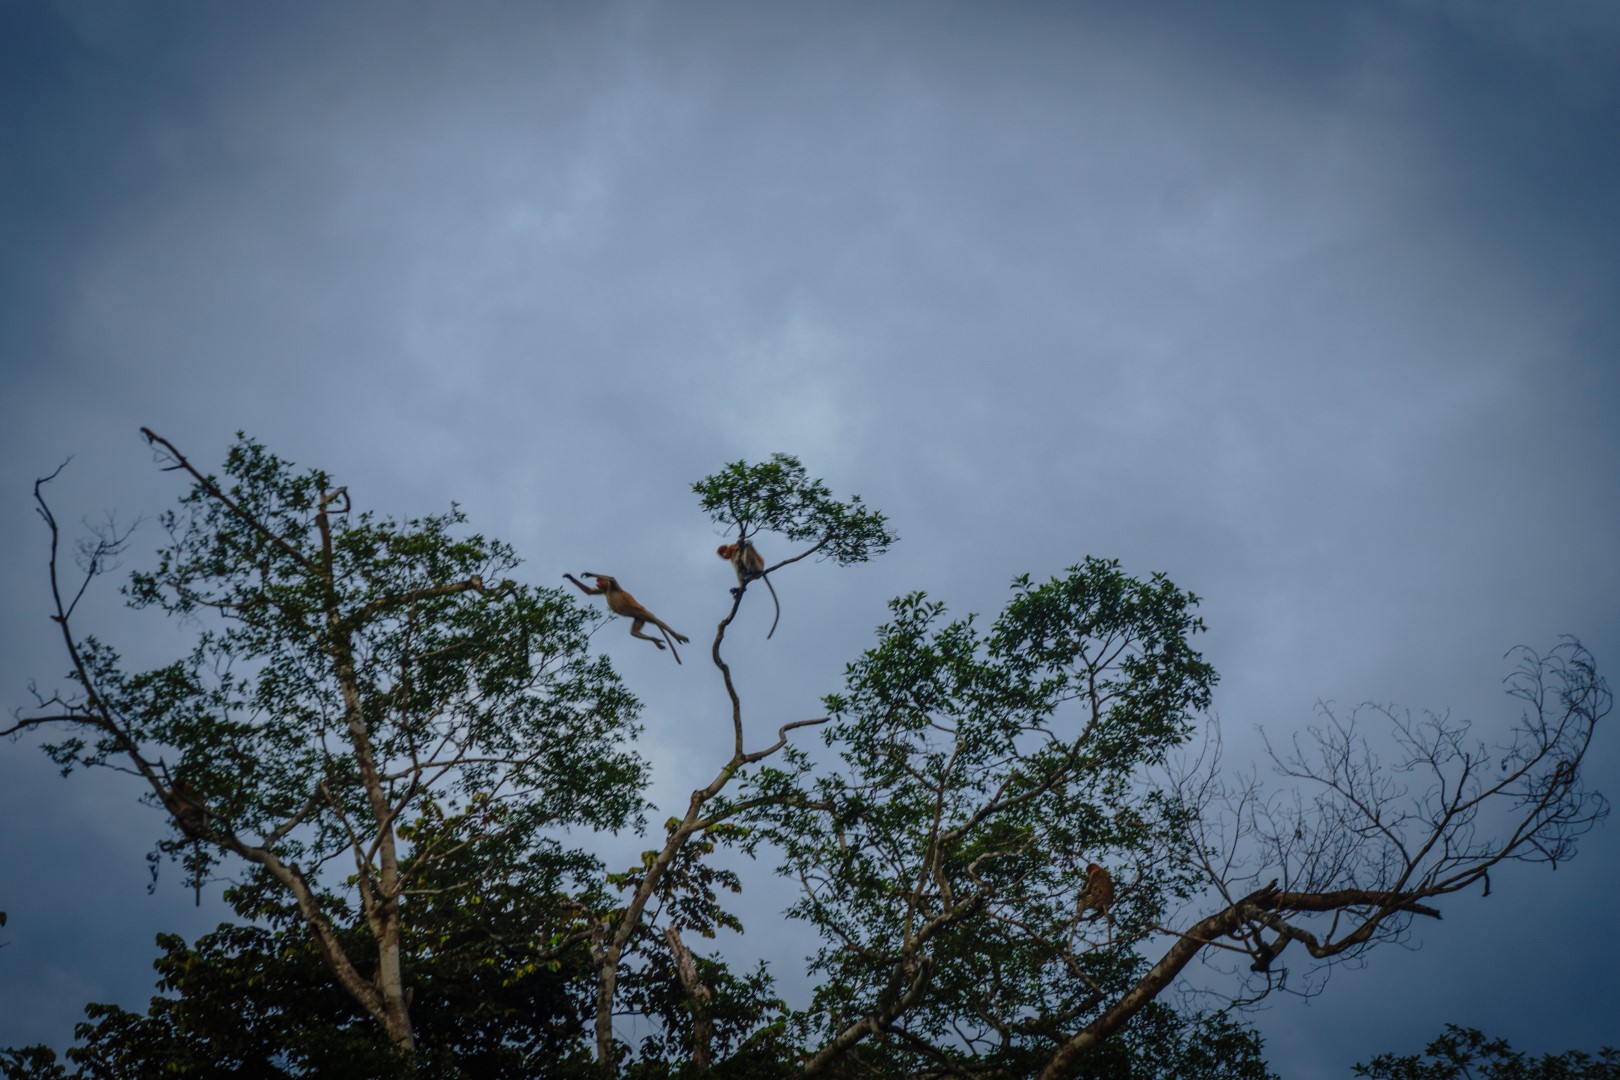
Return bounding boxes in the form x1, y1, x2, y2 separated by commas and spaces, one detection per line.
1169, 641, 1607, 999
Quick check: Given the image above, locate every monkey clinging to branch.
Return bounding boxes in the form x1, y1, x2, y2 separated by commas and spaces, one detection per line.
164, 778, 213, 906
716, 539, 780, 639
165, 777, 212, 841
564, 573, 690, 664
1077, 862, 1114, 921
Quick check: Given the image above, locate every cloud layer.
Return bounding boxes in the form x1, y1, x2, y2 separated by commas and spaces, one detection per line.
3, 3, 1616, 1074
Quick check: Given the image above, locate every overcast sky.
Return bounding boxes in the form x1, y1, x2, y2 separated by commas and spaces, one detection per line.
2, 2, 1618, 1075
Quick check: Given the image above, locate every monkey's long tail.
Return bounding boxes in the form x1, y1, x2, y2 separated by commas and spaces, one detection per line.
659, 626, 683, 665
762, 575, 781, 640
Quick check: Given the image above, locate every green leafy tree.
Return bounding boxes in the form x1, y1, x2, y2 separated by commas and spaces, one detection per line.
716, 564, 1607, 1077
561, 453, 898, 1072
2, 819, 605, 1080
8, 431, 645, 1059
7, 436, 1610, 1078
1356, 1025, 1620, 1079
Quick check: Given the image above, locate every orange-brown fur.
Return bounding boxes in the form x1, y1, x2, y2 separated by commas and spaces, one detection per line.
1079, 861, 1115, 920
716, 540, 780, 639
564, 573, 689, 664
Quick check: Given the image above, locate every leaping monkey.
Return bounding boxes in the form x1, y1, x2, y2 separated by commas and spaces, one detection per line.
564, 573, 690, 664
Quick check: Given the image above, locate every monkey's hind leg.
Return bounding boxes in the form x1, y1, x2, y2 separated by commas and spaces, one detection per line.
631, 619, 682, 664
628, 619, 667, 650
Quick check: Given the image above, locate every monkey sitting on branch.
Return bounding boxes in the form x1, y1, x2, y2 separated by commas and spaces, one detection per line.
564, 573, 690, 664
1077, 861, 1114, 922
716, 538, 780, 639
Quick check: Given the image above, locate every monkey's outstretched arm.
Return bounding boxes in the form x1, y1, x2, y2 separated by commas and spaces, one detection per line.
563, 573, 603, 596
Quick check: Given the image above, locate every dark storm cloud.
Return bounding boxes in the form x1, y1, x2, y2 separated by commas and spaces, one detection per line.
2, 2, 1616, 1075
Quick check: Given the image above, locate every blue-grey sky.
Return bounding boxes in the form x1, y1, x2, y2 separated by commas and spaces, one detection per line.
2, 2, 1617, 1075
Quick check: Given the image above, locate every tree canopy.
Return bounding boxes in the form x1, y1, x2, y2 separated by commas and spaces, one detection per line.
1355, 1025, 1620, 1080
3, 432, 1609, 1077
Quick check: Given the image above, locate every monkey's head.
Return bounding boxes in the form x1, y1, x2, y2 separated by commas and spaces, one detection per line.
585, 573, 618, 589
717, 544, 737, 560
1086, 862, 1106, 876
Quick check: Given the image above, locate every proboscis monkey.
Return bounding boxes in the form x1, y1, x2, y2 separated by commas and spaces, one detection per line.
165, 778, 211, 841
1077, 862, 1114, 921
564, 573, 690, 664
165, 778, 212, 906
716, 539, 780, 639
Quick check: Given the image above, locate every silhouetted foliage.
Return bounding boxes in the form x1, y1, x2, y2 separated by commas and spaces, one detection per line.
1356, 1025, 1620, 1079
5, 434, 1607, 1077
